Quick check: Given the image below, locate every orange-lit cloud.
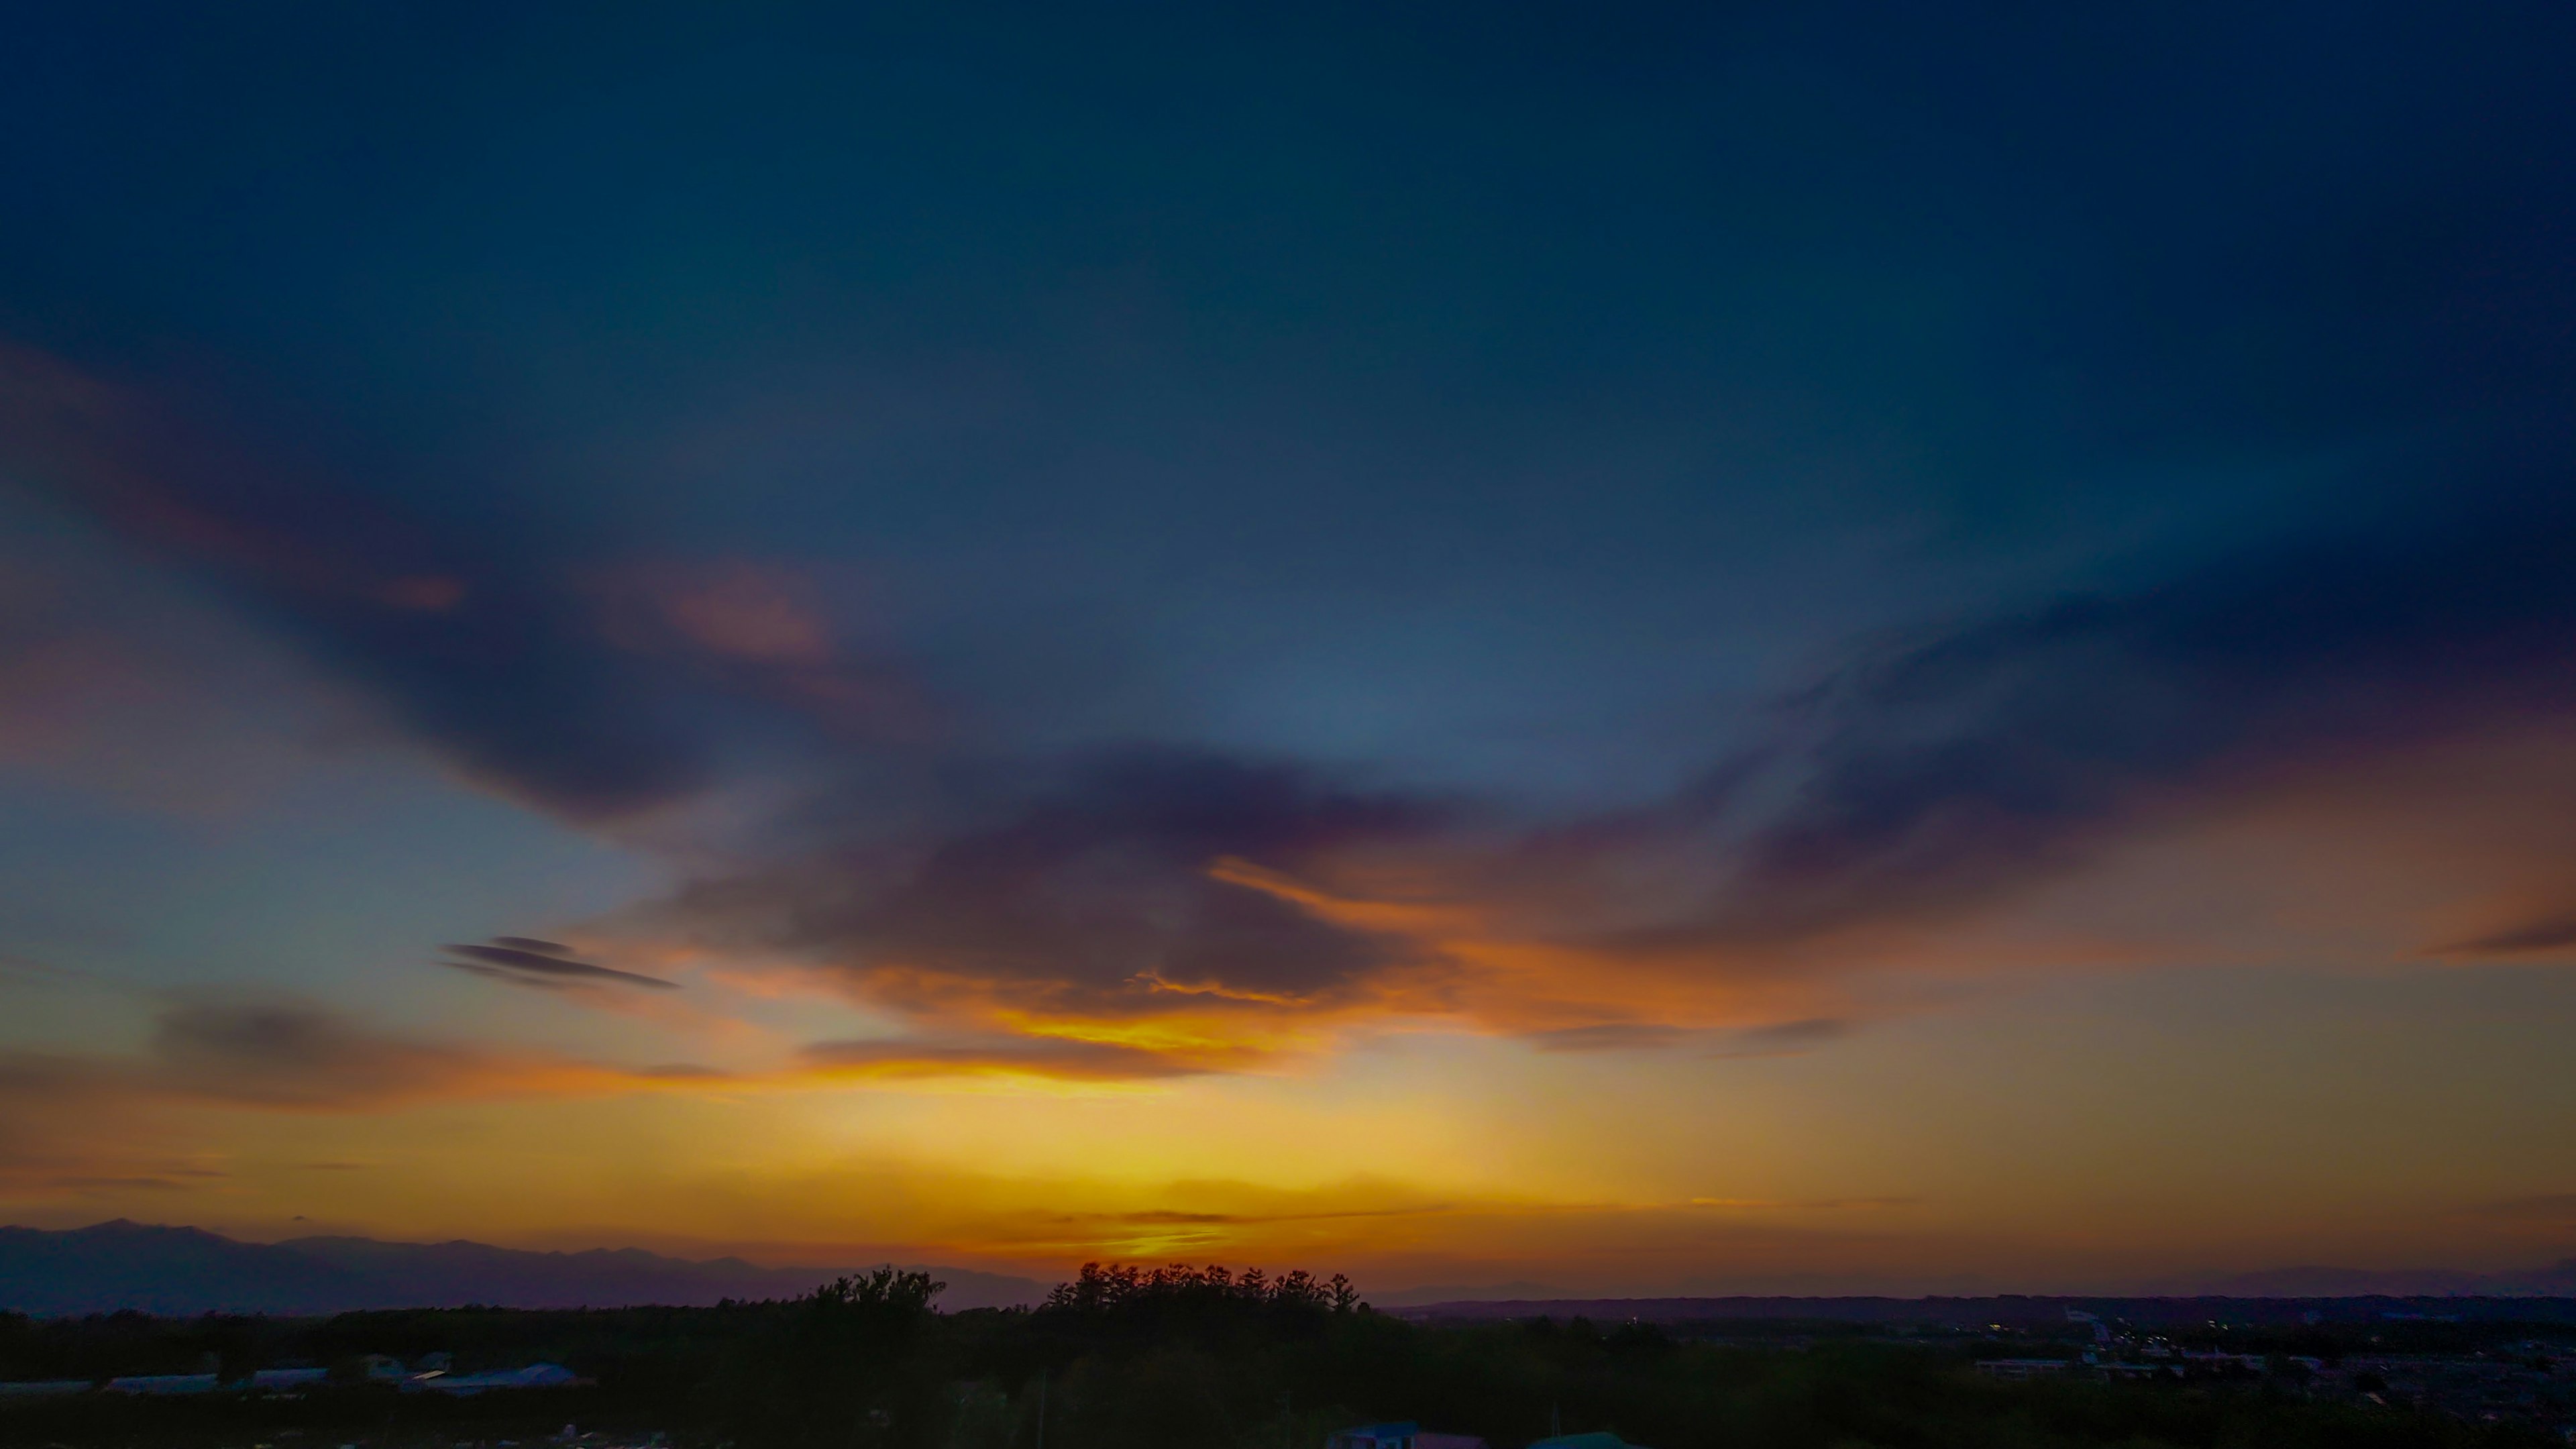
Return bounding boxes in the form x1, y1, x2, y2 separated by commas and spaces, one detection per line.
552, 704, 2576, 1100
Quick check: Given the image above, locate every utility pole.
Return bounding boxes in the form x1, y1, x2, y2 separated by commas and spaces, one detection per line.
1035, 1367, 1047, 1449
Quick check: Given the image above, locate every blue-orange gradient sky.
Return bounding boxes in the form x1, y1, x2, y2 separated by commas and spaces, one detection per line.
4, 1, 2575, 1296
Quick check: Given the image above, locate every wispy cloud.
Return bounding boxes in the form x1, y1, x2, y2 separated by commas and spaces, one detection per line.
0, 1001, 695, 1196
1521, 1023, 1699, 1053
798, 1034, 1210, 1083
1593, 500, 2576, 955
136, 1001, 646, 1110
0, 344, 709, 819
0, 345, 922, 824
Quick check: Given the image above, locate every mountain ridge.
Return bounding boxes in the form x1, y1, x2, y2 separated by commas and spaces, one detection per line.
13, 1221, 2576, 1320
0, 1220, 1045, 1316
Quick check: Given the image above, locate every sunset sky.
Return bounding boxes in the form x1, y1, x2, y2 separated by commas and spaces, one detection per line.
3, 1, 2575, 1297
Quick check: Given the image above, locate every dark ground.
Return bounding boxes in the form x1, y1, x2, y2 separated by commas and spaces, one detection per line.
5, 1267, 2568, 1449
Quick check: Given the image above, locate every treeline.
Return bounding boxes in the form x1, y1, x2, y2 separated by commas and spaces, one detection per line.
1042, 1261, 1362, 1316
2, 1264, 2559, 1449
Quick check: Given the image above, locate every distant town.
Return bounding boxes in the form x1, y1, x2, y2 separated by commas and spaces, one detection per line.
5, 1245, 2573, 1449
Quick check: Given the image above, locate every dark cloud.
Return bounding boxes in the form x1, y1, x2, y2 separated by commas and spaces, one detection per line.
442, 960, 574, 991
440, 939, 679, 991
612, 496, 2576, 1047
144, 1002, 537, 1109
1519, 1018, 1849, 1056
1710, 1018, 1851, 1058
1523, 1023, 1697, 1053
669, 747, 1445, 1015
0, 345, 708, 820
494, 936, 575, 955
799, 1034, 1208, 1082
2430, 913, 2576, 959
1632, 498, 2576, 949
0, 1002, 641, 1193
0, 352, 921, 827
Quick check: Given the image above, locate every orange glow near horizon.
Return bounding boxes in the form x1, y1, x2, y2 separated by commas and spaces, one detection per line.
5, 729, 2576, 1292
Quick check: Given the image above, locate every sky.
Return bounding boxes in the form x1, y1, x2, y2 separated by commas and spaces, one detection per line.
3, 0, 2575, 1297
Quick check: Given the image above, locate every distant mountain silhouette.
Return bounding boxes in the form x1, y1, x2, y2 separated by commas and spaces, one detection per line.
1377, 1260, 2576, 1311
2184, 1260, 2576, 1297
1391, 1286, 2576, 1328
0, 1221, 1045, 1316
1372, 1279, 1570, 1307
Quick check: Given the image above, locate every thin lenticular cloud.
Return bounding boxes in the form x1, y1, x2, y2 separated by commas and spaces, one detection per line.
440, 938, 681, 991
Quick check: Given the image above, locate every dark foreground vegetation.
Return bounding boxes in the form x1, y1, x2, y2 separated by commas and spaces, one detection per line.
2, 1264, 2563, 1449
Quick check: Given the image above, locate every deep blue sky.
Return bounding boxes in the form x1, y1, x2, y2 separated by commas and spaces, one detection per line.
18, 1, 2569, 807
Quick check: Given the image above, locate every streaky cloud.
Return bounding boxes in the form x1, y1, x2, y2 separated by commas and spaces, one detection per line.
441, 940, 680, 990
799, 1034, 1209, 1083
1521, 1023, 1698, 1053
2428, 912, 2576, 958
1638, 496, 2576, 950
0, 344, 709, 820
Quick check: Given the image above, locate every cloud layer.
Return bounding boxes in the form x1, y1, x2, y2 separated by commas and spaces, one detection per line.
13, 331, 2576, 1091
3, 0, 2575, 1110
